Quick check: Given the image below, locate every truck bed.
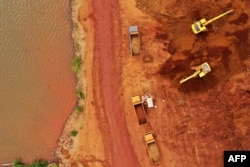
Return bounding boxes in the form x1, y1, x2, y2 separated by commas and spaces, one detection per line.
128, 26, 140, 56
134, 103, 147, 125
147, 142, 160, 163
131, 34, 140, 55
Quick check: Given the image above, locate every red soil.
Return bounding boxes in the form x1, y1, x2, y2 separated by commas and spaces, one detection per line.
91, 0, 140, 166
63, 0, 250, 166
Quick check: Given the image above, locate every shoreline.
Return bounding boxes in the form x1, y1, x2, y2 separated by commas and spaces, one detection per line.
56, 0, 87, 165
56, 0, 106, 166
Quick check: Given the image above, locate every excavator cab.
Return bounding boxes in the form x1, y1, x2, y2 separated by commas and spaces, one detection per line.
191, 9, 234, 34
196, 62, 211, 77
192, 19, 208, 33
180, 62, 211, 84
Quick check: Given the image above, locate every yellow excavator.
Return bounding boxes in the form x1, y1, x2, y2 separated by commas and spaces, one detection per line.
191, 9, 234, 34
180, 62, 211, 84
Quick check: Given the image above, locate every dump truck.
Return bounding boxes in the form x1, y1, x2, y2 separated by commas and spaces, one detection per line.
144, 132, 161, 164
191, 9, 234, 34
132, 95, 147, 125
128, 26, 141, 56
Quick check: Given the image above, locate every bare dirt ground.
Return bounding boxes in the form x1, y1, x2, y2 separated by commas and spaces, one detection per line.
120, 0, 250, 166
58, 0, 250, 167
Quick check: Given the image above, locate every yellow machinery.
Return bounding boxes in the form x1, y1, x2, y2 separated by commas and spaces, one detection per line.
144, 132, 161, 164
191, 9, 234, 34
180, 62, 211, 84
132, 95, 148, 125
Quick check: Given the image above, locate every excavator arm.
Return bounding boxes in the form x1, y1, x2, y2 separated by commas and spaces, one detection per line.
180, 70, 200, 84
203, 9, 234, 26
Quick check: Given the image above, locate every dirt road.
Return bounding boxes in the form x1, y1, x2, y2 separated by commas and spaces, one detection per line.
91, 0, 140, 166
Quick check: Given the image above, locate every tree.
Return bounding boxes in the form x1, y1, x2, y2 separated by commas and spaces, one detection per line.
29, 160, 48, 167
14, 159, 24, 167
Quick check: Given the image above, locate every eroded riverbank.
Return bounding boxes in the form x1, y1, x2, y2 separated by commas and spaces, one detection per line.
56, 0, 105, 166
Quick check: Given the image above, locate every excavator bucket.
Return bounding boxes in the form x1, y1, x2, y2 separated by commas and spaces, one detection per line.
180, 62, 211, 84
191, 9, 234, 34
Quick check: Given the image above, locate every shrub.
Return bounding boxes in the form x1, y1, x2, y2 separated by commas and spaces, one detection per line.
14, 159, 48, 167
30, 160, 48, 167
71, 130, 78, 137
75, 89, 85, 99
71, 56, 81, 73
76, 105, 84, 113
14, 159, 24, 167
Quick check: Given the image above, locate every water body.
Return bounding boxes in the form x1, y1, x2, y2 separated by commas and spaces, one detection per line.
0, 0, 76, 163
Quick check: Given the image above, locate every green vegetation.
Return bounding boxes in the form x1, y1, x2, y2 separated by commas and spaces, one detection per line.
14, 159, 48, 167
71, 130, 78, 137
71, 56, 81, 73
76, 105, 84, 114
75, 89, 85, 99
14, 159, 24, 167
29, 160, 48, 167
48, 163, 58, 167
